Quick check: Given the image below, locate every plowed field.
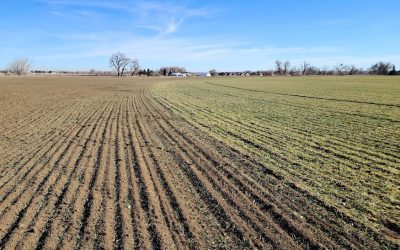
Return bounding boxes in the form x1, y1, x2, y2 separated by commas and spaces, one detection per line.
0, 76, 399, 249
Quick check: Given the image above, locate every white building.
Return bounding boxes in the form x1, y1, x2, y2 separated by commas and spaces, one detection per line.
197, 72, 211, 77
170, 72, 187, 77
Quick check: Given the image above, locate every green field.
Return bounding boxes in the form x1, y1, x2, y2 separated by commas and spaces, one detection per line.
152, 76, 400, 244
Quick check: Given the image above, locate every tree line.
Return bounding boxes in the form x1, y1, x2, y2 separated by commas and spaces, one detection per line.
108, 52, 398, 77
109, 52, 188, 77
1, 53, 399, 76
272, 60, 398, 76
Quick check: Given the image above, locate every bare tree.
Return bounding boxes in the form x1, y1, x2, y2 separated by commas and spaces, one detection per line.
9, 58, 31, 75
299, 62, 310, 75
335, 64, 349, 75
289, 66, 300, 75
130, 59, 140, 76
109, 52, 130, 77
283, 61, 290, 75
309, 66, 321, 75
274, 60, 282, 74
348, 65, 359, 75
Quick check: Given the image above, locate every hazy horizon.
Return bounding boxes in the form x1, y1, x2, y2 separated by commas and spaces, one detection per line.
1, 0, 399, 72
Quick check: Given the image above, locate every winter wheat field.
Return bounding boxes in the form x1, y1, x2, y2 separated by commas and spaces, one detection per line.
0, 76, 399, 249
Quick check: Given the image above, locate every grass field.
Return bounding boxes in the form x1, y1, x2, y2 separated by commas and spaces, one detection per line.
0, 76, 399, 249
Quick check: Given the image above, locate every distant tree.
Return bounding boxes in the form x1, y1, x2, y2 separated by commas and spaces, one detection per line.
209, 69, 218, 76
109, 52, 130, 77
149, 70, 158, 76
138, 69, 146, 76
130, 59, 140, 76
159, 66, 187, 75
309, 66, 320, 75
300, 62, 310, 75
289, 67, 300, 75
89, 69, 98, 76
274, 60, 282, 74
283, 61, 290, 75
388, 65, 398, 75
9, 58, 31, 75
369, 62, 393, 75
335, 64, 349, 75
325, 69, 335, 75
348, 65, 360, 75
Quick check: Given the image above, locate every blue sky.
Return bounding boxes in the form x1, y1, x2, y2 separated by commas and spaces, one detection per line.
0, 0, 399, 71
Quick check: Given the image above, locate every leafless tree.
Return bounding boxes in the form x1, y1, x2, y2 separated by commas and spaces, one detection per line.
335, 64, 349, 75
348, 65, 359, 75
309, 66, 321, 75
9, 58, 31, 75
289, 66, 300, 75
109, 52, 130, 77
283, 61, 290, 75
274, 60, 282, 74
130, 59, 140, 76
300, 61, 310, 75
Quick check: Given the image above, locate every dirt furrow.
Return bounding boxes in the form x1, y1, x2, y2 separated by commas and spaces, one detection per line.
137, 92, 273, 249
126, 98, 179, 249
151, 88, 393, 249
0, 97, 105, 196
0, 96, 114, 249
0, 98, 80, 166
72, 97, 119, 249
0, 97, 100, 178
143, 93, 317, 248
148, 89, 388, 249
50, 98, 118, 250
31, 97, 118, 250
0, 98, 110, 214
114, 95, 139, 249
122, 107, 153, 249
132, 95, 200, 249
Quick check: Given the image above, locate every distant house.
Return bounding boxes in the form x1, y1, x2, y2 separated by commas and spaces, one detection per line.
170, 72, 187, 77
197, 72, 211, 77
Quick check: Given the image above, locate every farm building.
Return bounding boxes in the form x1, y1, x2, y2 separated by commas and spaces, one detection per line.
197, 72, 211, 77
170, 72, 187, 77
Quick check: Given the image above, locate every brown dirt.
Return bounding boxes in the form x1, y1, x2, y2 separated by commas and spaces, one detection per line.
0, 76, 396, 249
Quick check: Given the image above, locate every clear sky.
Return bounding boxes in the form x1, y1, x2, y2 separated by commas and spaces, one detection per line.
0, 0, 399, 72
